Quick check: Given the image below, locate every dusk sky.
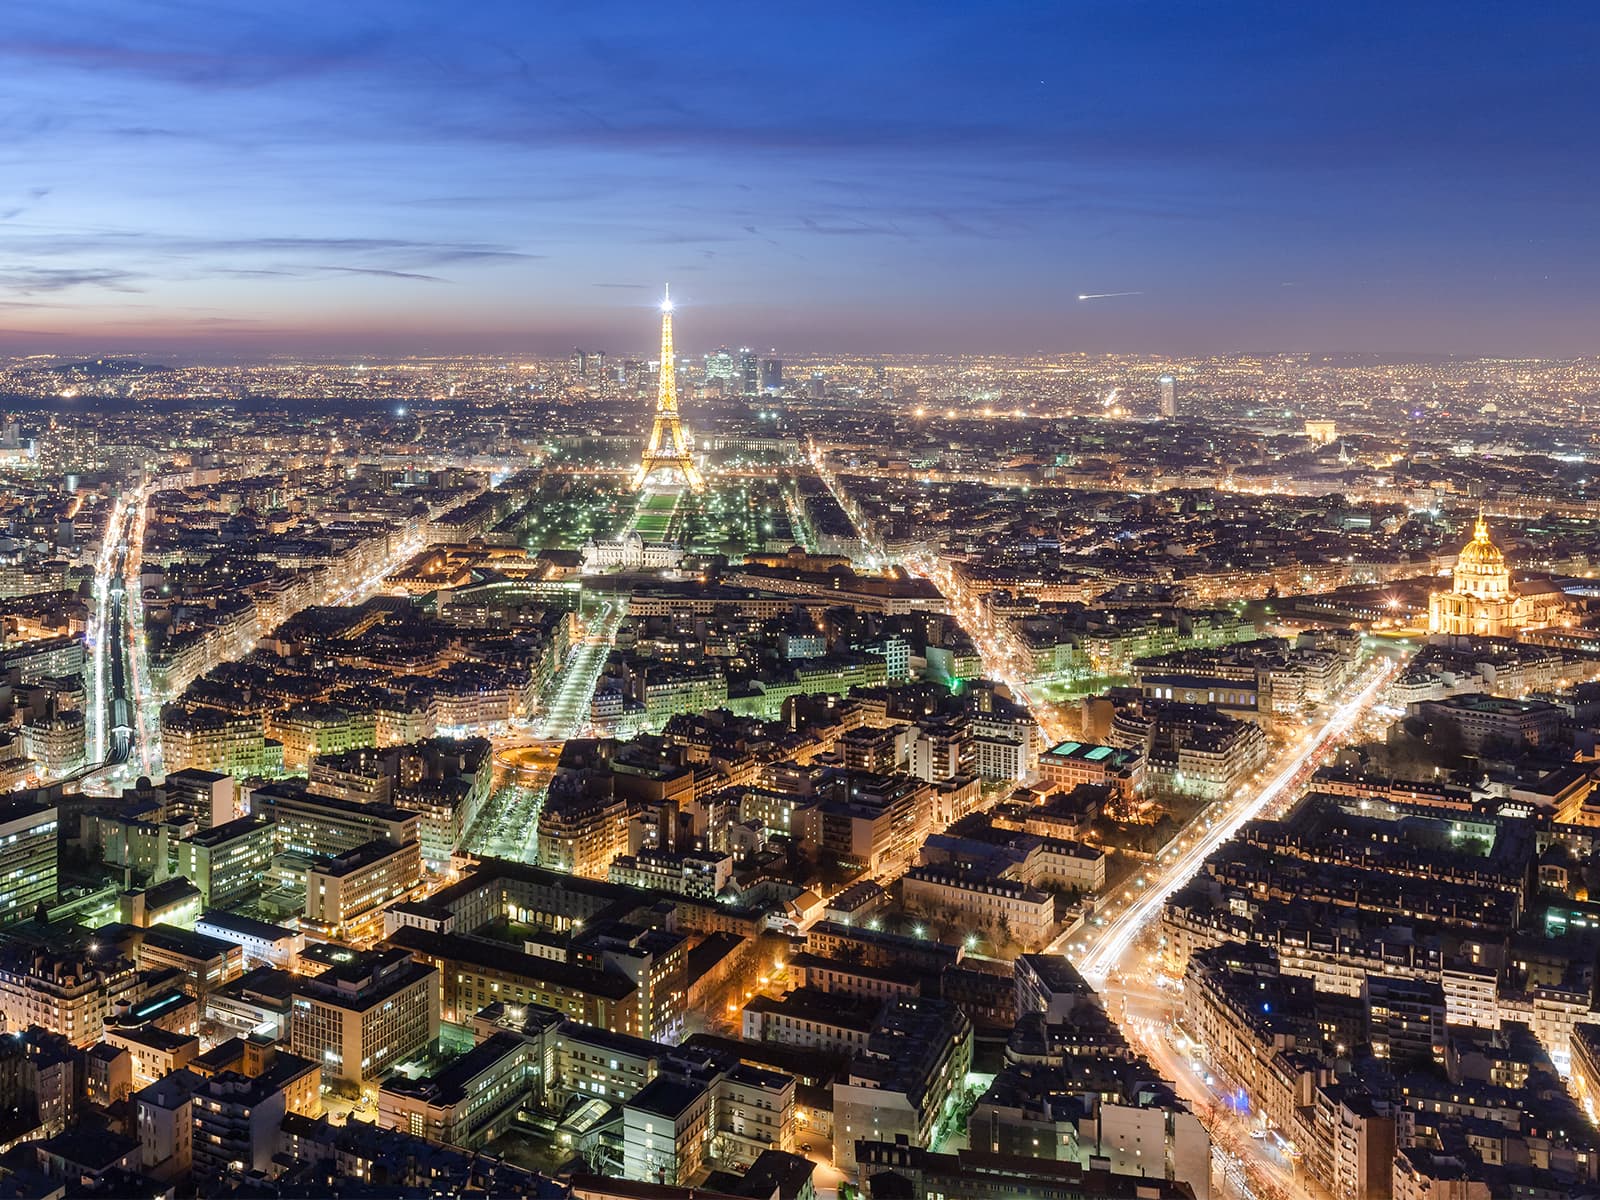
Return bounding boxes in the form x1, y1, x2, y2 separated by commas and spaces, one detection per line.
2, 0, 1598, 358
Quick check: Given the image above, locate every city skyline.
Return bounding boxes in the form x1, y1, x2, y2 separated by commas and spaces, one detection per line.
4, 1, 1600, 358
3, 7, 1600, 1200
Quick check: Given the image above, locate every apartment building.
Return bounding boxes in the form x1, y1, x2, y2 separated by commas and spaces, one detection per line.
290, 948, 438, 1092
162, 768, 237, 829
608, 849, 733, 900
384, 926, 639, 1038
268, 704, 379, 774
0, 948, 145, 1048
903, 865, 1054, 949
158, 705, 272, 778
833, 996, 973, 1172
303, 838, 422, 940
248, 782, 420, 858
175, 816, 275, 908
0, 799, 57, 927
192, 1042, 320, 1182
377, 1031, 531, 1149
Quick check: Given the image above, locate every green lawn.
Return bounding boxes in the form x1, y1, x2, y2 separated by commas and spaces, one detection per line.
1025, 674, 1130, 704
631, 488, 682, 539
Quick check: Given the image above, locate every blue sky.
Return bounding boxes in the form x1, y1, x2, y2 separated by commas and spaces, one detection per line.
2, 0, 1597, 357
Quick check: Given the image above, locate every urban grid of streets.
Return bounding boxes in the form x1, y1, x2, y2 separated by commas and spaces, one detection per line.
84, 458, 1397, 1199
464, 598, 626, 862
85, 483, 424, 793
808, 441, 1402, 1200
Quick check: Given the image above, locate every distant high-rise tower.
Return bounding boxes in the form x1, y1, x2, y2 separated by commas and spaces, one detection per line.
760, 355, 783, 394
1159, 374, 1176, 419
634, 286, 704, 492
738, 348, 758, 395
704, 347, 734, 385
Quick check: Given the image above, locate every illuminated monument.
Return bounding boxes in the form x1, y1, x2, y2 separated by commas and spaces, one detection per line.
1428, 513, 1568, 637
633, 285, 704, 492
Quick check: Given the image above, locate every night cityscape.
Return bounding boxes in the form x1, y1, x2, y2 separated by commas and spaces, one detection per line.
2, 3, 1600, 1199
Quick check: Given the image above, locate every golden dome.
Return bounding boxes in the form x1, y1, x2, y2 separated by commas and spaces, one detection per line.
1456, 515, 1503, 570
1451, 513, 1511, 601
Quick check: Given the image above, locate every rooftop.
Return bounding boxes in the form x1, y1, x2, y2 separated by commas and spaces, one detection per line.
384, 926, 634, 1001
1043, 739, 1139, 767
181, 814, 272, 847
195, 911, 299, 942
380, 1031, 527, 1107
294, 946, 435, 1011
625, 1075, 706, 1120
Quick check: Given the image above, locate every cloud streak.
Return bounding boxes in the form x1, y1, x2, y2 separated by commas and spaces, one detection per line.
0, 267, 143, 294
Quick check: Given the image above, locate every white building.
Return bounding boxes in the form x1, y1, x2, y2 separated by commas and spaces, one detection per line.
195, 913, 304, 972
582, 532, 684, 574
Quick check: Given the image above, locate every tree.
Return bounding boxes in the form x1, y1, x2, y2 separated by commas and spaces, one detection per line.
579, 1136, 614, 1175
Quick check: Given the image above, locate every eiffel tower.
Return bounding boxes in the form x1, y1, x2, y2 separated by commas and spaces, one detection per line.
633, 285, 705, 491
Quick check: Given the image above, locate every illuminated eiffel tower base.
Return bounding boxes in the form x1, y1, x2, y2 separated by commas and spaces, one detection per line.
633, 285, 705, 492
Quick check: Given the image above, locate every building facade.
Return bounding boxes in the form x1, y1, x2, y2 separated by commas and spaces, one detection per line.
1429, 515, 1568, 636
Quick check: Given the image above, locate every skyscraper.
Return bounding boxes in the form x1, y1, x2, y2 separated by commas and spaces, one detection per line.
1159, 374, 1176, 418
760, 356, 783, 394
704, 347, 734, 385
737, 348, 758, 395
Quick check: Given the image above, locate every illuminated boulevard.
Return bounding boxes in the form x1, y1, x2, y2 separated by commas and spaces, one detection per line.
1076, 660, 1396, 987
86, 482, 424, 792
1071, 661, 1396, 1200
818, 442, 1401, 1200
83, 484, 154, 791
538, 598, 624, 741
463, 598, 626, 862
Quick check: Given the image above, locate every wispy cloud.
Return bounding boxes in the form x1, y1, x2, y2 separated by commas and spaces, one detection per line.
795, 216, 913, 240
309, 265, 446, 282
0, 267, 143, 294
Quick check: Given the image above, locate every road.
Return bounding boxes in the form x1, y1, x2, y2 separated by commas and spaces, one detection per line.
123, 484, 156, 776
457, 603, 624, 862
82, 486, 154, 789
1113, 979, 1304, 1200
1063, 661, 1395, 1200
328, 532, 427, 608
1074, 659, 1395, 987
809, 447, 1060, 746
535, 600, 624, 741
811, 446, 1069, 744
85, 494, 128, 768
465, 778, 551, 862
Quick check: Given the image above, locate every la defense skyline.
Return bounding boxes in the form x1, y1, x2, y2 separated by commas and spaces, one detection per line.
1, 5, 1600, 1200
